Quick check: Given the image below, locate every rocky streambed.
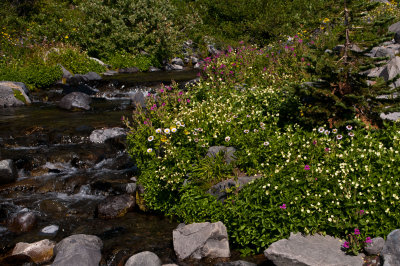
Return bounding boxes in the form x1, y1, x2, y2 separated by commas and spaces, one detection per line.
0, 70, 270, 265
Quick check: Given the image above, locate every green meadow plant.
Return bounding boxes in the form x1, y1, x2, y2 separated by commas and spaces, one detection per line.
126, 36, 400, 254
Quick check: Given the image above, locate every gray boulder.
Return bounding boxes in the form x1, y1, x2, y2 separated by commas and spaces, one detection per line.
389, 79, 400, 89
148, 66, 161, 72
207, 45, 221, 56
12, 239, 56, 264
382, 229, 400, 265
89, 127, 126, 143
67, 72, 101, 85
119, 67, 139, 74
171, 57, 184, 66
40, 225, 60, 236
0, 81, 31, 108
59, 65, 73, 80
194, 61, 203, 69
130, 91, 146, 108
389, 21, 400, 34
364, 237, 385, 255
59, 92, 92, 111
52, 234, 102, 266
380, 112, 400, 121
173, 221, 230, 260
389, 22, 400, 44
367, 46, 397, 58
191, 56, 199, 64
165, 64, 183, 71
264, 233, 364, 266
103, 70, 119, 76
10, 211, 37, 232
89, 57, 108, 66
97, 194, 135, 219
207, 175, 262, 202
206, 146, 236, 164
371, 0, 389, 4
380, 56, 400, 81
125, 251, 162, 266
0, 159, 18, 185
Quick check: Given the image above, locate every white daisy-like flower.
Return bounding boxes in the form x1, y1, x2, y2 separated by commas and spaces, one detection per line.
346, 125, 353, 130
244, 129, 249, 133
155, 128, 162, 134
225, 136, 231, 142
337, 134, 343, 140
176, 121, 182, 126
171, 127, 177, 133
332, 128, 338, 134
226, 119, 231, 123
148, 136, 154, 141
324, 130, 330, 135
147, 148, 153, 153
348, 132, 355, 137
164, 128, 171, 134
318, 127, 324, 133
254, 129, 259, 133
263, 141, 270, 146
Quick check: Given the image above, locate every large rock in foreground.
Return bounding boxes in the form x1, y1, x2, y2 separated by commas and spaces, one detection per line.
382, 229, 400, 266
12, 239, 55, 264
59, 92, 92, 111
0, 81, 31, 107
52, 234, 103, 266
264, 233, 364, 266
173, 221, 230, 260
0, 159, 18, 185
124, 251, 162, 266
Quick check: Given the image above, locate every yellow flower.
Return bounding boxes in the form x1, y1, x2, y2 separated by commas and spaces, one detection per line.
323, 18, 330, 23
59, 18, 63, 22
64, 35, 69, 39
184, 130, 189, 135
161, 135, 167, 142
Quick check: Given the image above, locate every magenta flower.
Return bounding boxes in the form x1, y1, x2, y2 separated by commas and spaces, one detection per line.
179, 91, 183, 95
359, 210, 365, 215
186, 99, 190, 103
162, 102, 166, 106
279, 204, 287, 209
365, 237, 372, 244
178, 98, 182, 102
343, 241, 350, 249
144, 121, 148, 124
160, 89, 164, 93
325, 147, 330, 152
304, 165, 311, 170
313, 140, 317, 145
354, 228, 360, 235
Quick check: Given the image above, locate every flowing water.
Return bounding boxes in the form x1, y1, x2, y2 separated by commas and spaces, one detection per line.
0, 70, 269, 265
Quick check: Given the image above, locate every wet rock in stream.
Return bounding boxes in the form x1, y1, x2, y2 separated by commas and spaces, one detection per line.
9, 211, 37, 232
59, 92, 92, 111
0, 160, 18, 185
52, 234, 103, 266
97, 194, 135, 219
12, 239, 55, 264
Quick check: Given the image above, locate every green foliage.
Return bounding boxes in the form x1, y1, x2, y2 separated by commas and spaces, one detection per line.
125, 1, 400, 252
78, 0, 180, 59
12, 88, 26, 103
46, 47, 106, 74
191, 0, 340, 45
0, 61, 62, 90
106, 52, 160, 71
